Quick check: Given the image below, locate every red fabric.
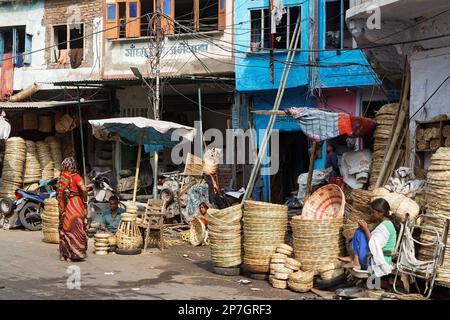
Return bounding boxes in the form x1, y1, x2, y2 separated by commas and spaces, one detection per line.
0, 53, 14, 99
59, 212, 87, 261
350, 115, 376, 137
71, 174, 82, 191
337, 113, 352, 136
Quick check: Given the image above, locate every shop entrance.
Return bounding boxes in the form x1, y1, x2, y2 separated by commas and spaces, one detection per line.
270, 130, 309, 204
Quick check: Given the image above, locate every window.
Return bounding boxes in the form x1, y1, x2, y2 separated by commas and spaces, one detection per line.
51, 24, 84, 67
106, 0, 225, 39
325, 0, 352, 50
0, 26, 32, 67
250, 6, 300, 52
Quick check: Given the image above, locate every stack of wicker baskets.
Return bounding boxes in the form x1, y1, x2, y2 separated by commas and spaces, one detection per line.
206, 204, 243, 268
345, 189, 372, 224
288, 270, 315, 293
23, 141, 42, 183
116, 211, 143, 250
45, 136, 63, 178
94, 233, 110, 255
36, 140, 55, 180
369, 103, 399, 190
0, 137, 26, 199
41, 198, 59, 244
418, 147, 450, 283
292, 217, 345, 272
268, 244, 300, 289
243, 200, 288, 274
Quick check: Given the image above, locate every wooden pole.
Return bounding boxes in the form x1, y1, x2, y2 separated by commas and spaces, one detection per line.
305, 140, 318, 199
132, 144, 143, 204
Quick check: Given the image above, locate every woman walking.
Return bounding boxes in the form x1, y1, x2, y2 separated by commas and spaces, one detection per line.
57, 157, 88, 261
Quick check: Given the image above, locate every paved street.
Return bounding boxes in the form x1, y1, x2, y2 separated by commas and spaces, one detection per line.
0, 229, 318, 300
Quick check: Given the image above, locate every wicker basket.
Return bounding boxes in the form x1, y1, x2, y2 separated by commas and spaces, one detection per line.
190, 218, 206, 246
287, 280, 313, 293
207, 204, 243, 268
23, 113, 38, 130
115, 211, 143, 250
302, 184, 345, 220
38, 115, 53, 133
182, 153, 204, 176
291, 216, 344, 272
36, 140, 55, 180
42, 231, 59, 244
243, 200, 288, 274
23, 141, 42, 183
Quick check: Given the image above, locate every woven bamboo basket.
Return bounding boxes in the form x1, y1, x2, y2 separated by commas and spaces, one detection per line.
287, 281, 313, 293
190, 218, 206, 246
115, 212, 143, 250
243, 200, 288, 274
291, 216, 344, 272
42, 231, 59, 244
45, 136, 63, 177
23, 113, 38, 130
23, 140, 42, 183
182, 153, 204, 176
1, 137, 26, 184
207, 204, 243, 268
36, 140, 55, 180
301, 184, 345, 220
38, 115, 53, 133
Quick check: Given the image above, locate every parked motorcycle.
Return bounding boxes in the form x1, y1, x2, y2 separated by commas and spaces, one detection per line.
0, 178, 58, 231
86, 170, 119, 226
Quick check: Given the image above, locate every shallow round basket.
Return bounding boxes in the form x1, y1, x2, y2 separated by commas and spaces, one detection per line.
301, 184, 345, 220
42, 231, 59, 244
95, 232, 111, 239
288, 280, 313, 293
206, 204, 243, 224
190, 218, 206, 246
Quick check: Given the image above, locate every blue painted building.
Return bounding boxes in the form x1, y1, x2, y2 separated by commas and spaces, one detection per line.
233, 0, 383, 202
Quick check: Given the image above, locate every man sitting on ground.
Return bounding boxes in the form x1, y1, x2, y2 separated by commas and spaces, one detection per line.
100, 196, 125, 234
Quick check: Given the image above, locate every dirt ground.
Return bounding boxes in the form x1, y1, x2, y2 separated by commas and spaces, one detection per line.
0, 229, 321, 300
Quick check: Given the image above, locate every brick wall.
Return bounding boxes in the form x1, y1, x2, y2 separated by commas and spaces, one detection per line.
43, 0, 102, 69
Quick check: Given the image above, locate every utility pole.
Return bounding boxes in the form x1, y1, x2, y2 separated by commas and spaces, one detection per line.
152, 0, 162, 199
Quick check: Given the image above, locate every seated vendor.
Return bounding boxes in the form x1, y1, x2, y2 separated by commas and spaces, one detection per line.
99, 196, 125, 234
326, 144, 341, 177
339, 198, 397, 277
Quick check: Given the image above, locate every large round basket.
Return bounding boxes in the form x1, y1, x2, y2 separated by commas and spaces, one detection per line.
42, 231, 59, 244
243, 201, 288, 274
115, 213, 142, 250
190, 218, 206, 246
291, 216, 344, 272
207, 204, 243, 268
301, 184, 345, 220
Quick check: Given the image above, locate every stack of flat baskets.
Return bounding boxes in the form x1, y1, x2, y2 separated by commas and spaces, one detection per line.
41, 198, 59, 244
243, 200, 288, 274
23, 140, 42, 184
36, 140, 55, 180
0, 137, 26, 199
418, 147, 450, 283
292, 185, 345, 272
45, 136, 63, 178
206, 204, 243, 268
116, 212, 143, 250
369, 103, 399, 190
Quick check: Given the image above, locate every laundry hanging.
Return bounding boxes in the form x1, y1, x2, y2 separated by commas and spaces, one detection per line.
286, 107, 376, 141
0, 53, 14, 99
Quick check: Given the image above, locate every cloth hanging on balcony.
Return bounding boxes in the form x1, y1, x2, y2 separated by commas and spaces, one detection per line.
0, 53, 14, 100
286, 107, 375, 141
271, 0, 286, 34
70, 48, 83, 69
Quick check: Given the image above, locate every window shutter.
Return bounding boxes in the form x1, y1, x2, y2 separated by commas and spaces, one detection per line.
25, 33, 32, 65
0, 32, 4, 67
218, 0, 226, 30
105, 2, 119, 39
126, 0, 141, 38
161, 0, 174, 35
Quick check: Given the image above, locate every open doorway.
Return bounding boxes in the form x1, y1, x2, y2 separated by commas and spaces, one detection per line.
270, 130, 310, 204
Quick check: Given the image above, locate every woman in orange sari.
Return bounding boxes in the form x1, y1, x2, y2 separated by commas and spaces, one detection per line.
57, 157, 88, 261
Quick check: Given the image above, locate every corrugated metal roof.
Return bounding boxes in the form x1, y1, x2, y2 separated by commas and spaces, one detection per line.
0, 99, 109, 110
50, 75, 235, 87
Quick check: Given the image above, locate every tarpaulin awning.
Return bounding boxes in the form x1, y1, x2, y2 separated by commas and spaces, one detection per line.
88, 117, 196, 148
0, 99, 108, 110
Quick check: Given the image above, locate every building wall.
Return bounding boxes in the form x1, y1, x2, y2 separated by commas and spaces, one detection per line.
409, 46, 450, 167
0, 0, 103, 91
234, 0, 379, 92
102, 0, 234, 78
